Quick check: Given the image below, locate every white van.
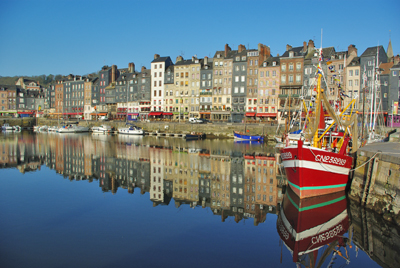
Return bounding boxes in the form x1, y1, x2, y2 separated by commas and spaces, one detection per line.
99, 116, 108, 121
189, 117, 201, 123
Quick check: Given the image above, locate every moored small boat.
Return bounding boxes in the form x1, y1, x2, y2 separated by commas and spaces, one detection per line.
185, 132, 205, 140
91, 125, 113, 134
118, 124, 144, 135
233, 131, 264, 142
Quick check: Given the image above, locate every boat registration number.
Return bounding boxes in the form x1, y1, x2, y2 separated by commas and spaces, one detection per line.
315, 155, 347, 166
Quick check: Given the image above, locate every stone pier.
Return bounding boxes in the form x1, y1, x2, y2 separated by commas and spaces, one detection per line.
349, 140, 400, 226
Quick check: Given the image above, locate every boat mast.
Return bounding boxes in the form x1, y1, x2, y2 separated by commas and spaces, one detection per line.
372, 46, 380, 132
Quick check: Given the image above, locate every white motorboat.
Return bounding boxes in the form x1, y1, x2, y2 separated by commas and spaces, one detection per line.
2, 123, 13, 131
57, 124, 89, 133
48, 126, 58, 133
2, 123, 21, 132
33, 125, 40, 132
38, 125, 48, 132
91, 125, 113, 134
118, 124, 144, 135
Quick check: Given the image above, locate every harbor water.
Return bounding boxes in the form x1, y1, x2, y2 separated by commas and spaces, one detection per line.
0, 131, 395, 268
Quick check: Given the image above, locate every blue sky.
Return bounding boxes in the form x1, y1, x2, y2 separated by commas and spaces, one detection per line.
0, 0, 398, 77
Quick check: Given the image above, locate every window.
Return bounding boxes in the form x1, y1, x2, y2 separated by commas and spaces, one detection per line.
289, 63, 294, 71
296, 63, 301, 70
296, 75, 301, 82
281, 75, 286, 83
289, 75, 293, 83
349, 80, 353, 86
355, 70, 359, 76
349, 70, 353, 76
355, 79, 359, 86
281, 64, 286, 71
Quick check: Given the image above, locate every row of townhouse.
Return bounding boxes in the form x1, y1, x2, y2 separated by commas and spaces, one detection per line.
2, 40, 399, 123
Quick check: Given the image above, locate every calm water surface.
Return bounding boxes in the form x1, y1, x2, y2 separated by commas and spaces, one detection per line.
0, 131, 390, 268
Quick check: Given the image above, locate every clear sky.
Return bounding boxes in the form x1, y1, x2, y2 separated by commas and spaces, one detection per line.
0, 0, 399, 77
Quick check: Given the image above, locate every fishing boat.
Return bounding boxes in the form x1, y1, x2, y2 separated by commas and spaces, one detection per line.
277, 187, 350, 266
91, 124, 113, 134
233, 131, 264, 142
118, 124, 144, 135
280, 46, 358, 199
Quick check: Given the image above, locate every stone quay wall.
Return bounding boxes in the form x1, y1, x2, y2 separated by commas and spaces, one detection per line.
1, 118, 279, 139
349, 141, 400, 226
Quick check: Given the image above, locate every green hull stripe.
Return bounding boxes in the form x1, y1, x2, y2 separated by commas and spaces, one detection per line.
287, 193, 346, 212
287, 180, 347, 190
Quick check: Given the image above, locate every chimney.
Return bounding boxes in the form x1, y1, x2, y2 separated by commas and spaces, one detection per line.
348, 44, 357, 56
303, 41, 307, 53
192, 56, 195, 62
176, 55, 183, 62
204, 56, 208, 65
128, 62, 135, 73
225, 44, 231, 57
286, 44, 292, 51
111, 65, 117, 83
258, 43, 271, 62
141, 66, 146, 72
307, 40, 315, 54
154, 54, 160, 60
238, 44, 246, 53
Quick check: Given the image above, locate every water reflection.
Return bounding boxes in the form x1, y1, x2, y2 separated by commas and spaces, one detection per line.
277, 187, 351, 267
1, 132, 397, 268
0, 132, 282, 225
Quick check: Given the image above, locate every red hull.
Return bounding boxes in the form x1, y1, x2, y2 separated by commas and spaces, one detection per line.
277, 187, 349, 263
280, 140, 352, 198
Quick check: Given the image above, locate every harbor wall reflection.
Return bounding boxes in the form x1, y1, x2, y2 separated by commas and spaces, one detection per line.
0, 132, 282, 225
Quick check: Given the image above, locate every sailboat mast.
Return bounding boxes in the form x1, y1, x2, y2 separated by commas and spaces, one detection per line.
369, 58, 374, 131
372, 46, 380, 131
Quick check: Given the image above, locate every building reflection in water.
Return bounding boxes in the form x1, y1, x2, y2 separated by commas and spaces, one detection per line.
0, 133, 281, 225
1, 132, 399, 268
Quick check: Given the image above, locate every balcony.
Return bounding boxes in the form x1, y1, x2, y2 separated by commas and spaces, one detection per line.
200, 92, 212, 95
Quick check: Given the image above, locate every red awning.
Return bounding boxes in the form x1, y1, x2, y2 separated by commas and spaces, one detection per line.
163, 113, 173, 116
64, 112, 83, 115
245, 112, 256, 117
17, 111, 35, 114
148, 112, 163, 116
256, 113, 277, 117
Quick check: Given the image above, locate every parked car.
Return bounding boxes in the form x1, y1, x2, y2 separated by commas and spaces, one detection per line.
198, 118, 211, 124
189, 117, 202, 123
99, 116, 108, 121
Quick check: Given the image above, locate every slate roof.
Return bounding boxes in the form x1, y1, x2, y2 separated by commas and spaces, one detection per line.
151, 56, 171, 63
348, 57, 360, 66
263, 56, 280, 66
281, 46, 307, 58
174, 59, 193, 66
0, 84, 22, 91
360, 45, 385, 57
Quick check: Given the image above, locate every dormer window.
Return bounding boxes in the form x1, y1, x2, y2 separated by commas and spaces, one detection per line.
263, 62, 267, 67
273, 62, 276, 66
289, 52, 294, 57
217, 54, 221, 58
